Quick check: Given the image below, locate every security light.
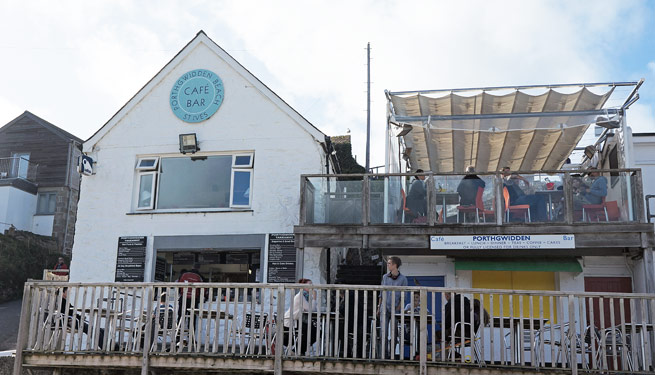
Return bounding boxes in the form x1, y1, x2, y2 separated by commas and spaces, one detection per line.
179, 133, 199, 154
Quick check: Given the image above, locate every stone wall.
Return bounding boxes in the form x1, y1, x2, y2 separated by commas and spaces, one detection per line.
50, 186, 79, 256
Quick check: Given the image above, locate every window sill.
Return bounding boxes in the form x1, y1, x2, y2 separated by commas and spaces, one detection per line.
126, 209, 253, 215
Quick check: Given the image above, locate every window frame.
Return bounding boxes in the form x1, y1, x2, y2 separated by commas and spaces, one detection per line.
136, 171, 157, 210
233, 153, 254, 168
230, 169, 253, 208
134, 152, 254, 212
36, 191, 57, 215
136, 156, 160, 171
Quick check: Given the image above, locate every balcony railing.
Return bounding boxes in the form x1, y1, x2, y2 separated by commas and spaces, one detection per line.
0, 156, 38, 182
300, 169, 645, 226
15, 282, 655, 374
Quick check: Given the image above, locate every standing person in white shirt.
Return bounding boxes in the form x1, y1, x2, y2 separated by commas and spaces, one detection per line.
283, 278, 317, 354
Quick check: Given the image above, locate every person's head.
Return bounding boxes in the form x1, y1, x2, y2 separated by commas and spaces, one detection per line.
413, 293, 420, 304
587, 167, 600, 178
298, 278, 312, 290
415, 169, 425, 181
444, 292, 452, 301
58, 257, 64, 264
387, 256, 402, 273
501, 166, 511, 177
160, 292, 167, 303
466, 166, 475, 173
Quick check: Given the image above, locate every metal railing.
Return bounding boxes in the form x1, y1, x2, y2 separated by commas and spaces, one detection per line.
0, 157, 38, 182
300, 169, 645, 226
15, 282, 655, 374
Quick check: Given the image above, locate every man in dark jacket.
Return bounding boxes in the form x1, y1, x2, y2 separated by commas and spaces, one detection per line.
457, 166, 485, 206
405, 169, 427, 223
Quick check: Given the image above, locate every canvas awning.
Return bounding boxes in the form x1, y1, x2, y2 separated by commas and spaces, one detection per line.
387, 82, 639, 173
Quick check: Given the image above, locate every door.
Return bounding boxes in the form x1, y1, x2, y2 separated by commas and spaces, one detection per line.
584, 277, 632, 327
405, 276, 445, 357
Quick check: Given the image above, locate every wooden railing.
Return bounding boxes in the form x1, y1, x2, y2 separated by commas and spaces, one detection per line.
299, 169, 645, 226
15, 282, 655, 374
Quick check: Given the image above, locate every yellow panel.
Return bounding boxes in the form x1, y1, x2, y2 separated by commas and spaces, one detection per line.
472, 271, 557, 322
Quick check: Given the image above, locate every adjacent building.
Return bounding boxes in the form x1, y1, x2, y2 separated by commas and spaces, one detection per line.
0, 111, 82, 254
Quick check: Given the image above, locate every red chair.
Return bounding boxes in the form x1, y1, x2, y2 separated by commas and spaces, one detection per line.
582, 196, 608, 222
503, 187, 530, 222
457, 187, 484, 223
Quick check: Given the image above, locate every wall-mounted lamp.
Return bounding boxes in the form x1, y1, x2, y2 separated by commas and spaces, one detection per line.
583, 145, 596, 159
179, 133, 199, 154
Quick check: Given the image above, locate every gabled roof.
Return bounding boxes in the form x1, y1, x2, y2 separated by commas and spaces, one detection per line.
86, 30, 326, 152
0, 111, 83, 143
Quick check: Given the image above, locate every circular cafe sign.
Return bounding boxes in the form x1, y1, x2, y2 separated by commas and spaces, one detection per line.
169, 69, 224, 123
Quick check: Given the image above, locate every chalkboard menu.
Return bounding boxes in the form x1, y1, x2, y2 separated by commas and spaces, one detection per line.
115, 236, 147, 282
267, 233, 296, 283
154, 257, 167, 282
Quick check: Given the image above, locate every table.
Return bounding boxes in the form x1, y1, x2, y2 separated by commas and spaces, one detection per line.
492, 317, 547, 364
435, 192, 460, 222
535, 190, 563, 221
185, 307, 234, 350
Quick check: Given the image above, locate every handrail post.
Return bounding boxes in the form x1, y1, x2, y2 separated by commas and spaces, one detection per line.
568, 294, 577, 375
141, 286, 153, 375
274, 285, 285, 375
564, 172, 573, 224
419, 289, 427, 375
427, 173, 436, 225
13, 282, 32, 375
495, 173, 503, 225
299, 176, 307, 225
634, 169, 645, 223
363, 175, 370, 225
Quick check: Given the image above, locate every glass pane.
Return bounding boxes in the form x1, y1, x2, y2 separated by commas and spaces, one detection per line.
303, 176, 362, 224
47, 193, 56, 213
37, 194, 48, 214
438, 172, 496, 224
157, 156, 231, 209
500, 171, 552, 223
369, 176, 403, 224
138, 174, 154, 208
232, 171, 251, 206
138, 158, 157, 168
573, 171, 634, 223
234, 155, 252, 166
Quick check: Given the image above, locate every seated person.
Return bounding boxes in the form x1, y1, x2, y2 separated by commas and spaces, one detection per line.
52, 288, 107, 350
457, 166, 485, 207
139, 292, 175, 350
574, 168, 607, 208
405, 170, 428, 223
283, 278, 318, 353
404, 293, 431, 315
502, 167, 547, 221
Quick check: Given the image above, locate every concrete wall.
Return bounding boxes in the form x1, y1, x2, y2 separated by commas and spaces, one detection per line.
0, 186, 36, 232
70, 41, 325, 282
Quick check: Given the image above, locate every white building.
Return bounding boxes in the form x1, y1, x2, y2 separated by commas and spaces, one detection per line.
70, 31, 331, 284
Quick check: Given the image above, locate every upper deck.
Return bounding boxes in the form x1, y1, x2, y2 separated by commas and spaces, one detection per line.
294, 169, 654, 254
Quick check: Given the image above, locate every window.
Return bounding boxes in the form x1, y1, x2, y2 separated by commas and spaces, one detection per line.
36, 192, 57, 214
135, 153, 254, 211
136, 157, 159, 170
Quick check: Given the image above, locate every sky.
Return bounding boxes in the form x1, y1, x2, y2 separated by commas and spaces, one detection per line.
0, 0, 654, 168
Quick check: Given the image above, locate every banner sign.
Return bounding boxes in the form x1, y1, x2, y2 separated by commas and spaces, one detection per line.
430, 234, 575, 250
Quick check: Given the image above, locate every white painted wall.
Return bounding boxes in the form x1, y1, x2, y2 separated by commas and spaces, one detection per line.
70, 41, 325, 282
0, 186, 37, 231
31, 215, 54, 236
